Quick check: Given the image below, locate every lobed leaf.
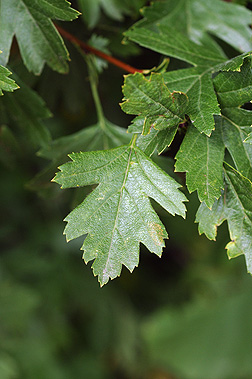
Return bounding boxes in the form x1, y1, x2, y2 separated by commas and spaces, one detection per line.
0, 72, 52, 148
135, 0, 252, 53
0, 64, 19, 96
175, 57, 252, 207
121, 72, 188, 136
0, 0, 80, 74
196, 164, 252, 274
214, 56, 252, 108
162, 67, 221, 135
217, 111, 252, 180
124, 26, 224, 135
214, 57, 252, 180
78, 0, 146, 28
30, 119, 130, 190
128, 117, 178, 156
125, 26, 225, 68
175, 123, 225, 208
53, 142, 187, 285
40, 119, 130, 161
217, 52, 252, 72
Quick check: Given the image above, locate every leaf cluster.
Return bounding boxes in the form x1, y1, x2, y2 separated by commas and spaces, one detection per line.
1, 0, 252, 286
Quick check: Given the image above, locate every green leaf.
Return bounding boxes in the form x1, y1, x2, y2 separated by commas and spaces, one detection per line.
39, 120, 130, 162
53, 140, 187, 285
128, 118, 178, 156
0, 64, 19, 95
0, 0, 80, 74
162, 67, 221, 135
121, 72, 188, 136
222, 164, 252, 269
125, 8, 252, 138
125, 26, 224, 135
217, 110, 252, 180
78, 0, 146, 28
78, 0, 100, 29
88, 34, 110, 73
214, 57, 252, 180
217, 51, 251, 72
195, 192, 225, 240
136, 0, 252, 53
125, 25, 225, 68
29, 119, 130, 190
175, 122, 225, 208
196, 163, 252, 273
175, 57, 252, 207
245, 131, 252, 144
214, 56, 252, 108
0, 72, 52, 148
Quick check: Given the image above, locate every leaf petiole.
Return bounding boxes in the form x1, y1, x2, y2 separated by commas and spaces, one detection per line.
130, 133, 138, 148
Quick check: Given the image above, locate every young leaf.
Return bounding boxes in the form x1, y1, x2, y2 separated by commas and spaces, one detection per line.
0, 0, 80, 74
88, 34, 110, 73
196, 163, 252, 274
0, 65, 19, 95
53, 140, 187, 286
121, 72, 188, 136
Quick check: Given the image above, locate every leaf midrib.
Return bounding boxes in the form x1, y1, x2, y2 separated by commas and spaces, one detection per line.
128, 79, 184, 121
132, 27, 225, 65
17, 1, 60, 65
102, 146, 134, 279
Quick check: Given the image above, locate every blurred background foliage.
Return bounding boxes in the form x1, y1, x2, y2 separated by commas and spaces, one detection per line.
1, 0, 252, 378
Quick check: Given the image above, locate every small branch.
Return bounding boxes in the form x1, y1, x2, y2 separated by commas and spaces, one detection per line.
56, 25, 144, 74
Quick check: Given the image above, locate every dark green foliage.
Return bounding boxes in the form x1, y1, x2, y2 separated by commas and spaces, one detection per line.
1, 1, 252, 377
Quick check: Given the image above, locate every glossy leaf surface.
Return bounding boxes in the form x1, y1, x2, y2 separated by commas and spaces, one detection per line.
0, 65, 19, 95
54, 142, 187, 285
175, 57, 252, 207
125, 26, 224, 135
121, 72, 188, 136
196, 163, 252, 273
175, 123, 225, 207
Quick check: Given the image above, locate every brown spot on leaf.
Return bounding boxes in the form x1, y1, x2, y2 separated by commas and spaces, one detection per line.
149, 222, 164, 245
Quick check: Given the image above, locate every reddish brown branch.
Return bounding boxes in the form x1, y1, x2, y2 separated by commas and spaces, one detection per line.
56, 25, 144, 74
